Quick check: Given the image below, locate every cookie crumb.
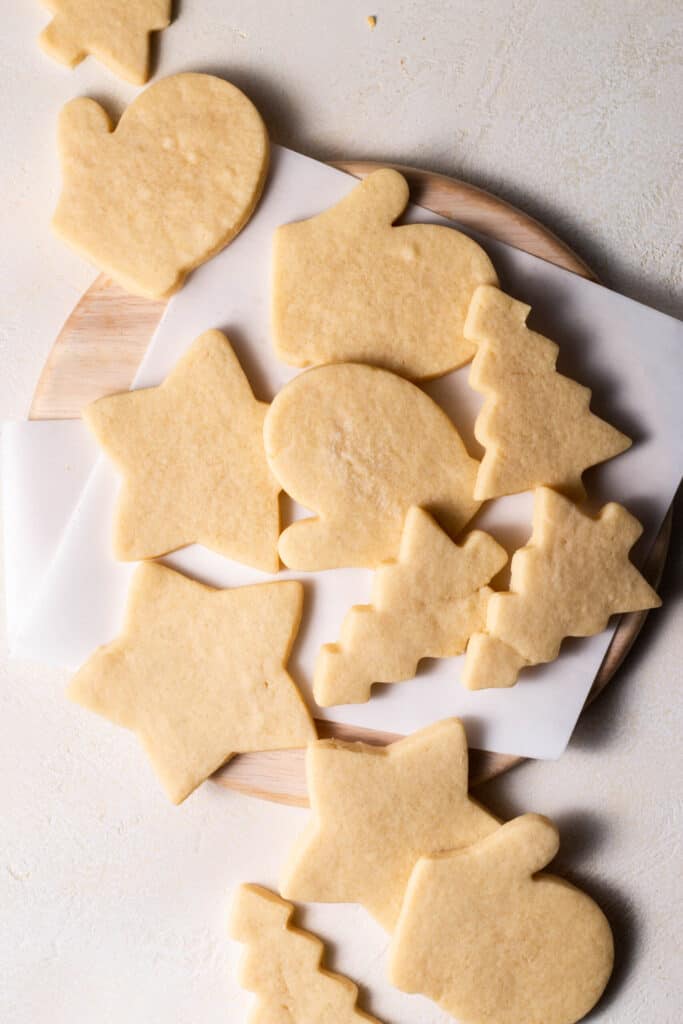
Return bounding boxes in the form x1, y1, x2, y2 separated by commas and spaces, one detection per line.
367, 15, 377, 29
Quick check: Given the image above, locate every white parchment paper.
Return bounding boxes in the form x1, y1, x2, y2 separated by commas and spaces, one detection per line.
5, 146, 682, 758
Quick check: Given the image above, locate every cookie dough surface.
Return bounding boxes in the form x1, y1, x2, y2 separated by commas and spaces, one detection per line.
68, 564, 315, 804
231, 885, 383, 1023
84, 330, 281, 571
281, 719, 499, 930
466, 285, 631, 499
264, 363, 481, 570
464, 487, 661, 689
39, 0, 171, 84
53, 73, 269, 298
314, 508, 507, 706
390, 815, 614, 1024
273, 168, 498, 380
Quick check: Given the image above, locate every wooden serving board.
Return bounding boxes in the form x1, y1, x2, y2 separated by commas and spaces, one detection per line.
30, 161, 671, 805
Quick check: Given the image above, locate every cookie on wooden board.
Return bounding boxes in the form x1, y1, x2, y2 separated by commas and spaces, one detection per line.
280, 719, 499, 931
68, 564, 315, 804
273, 168, 498, 380
264, 363, 481, 570
314, 507, 507, 706
53, 73, 269, 298
39, 0, 171, 84
84, 330, 280, 572
465, 284, 631, 499
463, 487, 661, 689
390, 814, 614, 1024
231, 885, 384, 1023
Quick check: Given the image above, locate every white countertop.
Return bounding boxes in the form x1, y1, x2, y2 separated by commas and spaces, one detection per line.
1, 3, 681, 1022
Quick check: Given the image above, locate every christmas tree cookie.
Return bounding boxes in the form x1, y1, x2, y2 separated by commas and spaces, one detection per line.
264, 363, 480, 570
39, 0, 171, 84
463, 487, 661, 689
281, 720, 499, 930
314, 507, 507, 706
68, 564, 315, 803
53, 74, 268, 298
231, 885, 384, 1023
84, 330, 281, 572
465, 285, 631, 499
273, 168, 498, 380
390, 814, 614, 1024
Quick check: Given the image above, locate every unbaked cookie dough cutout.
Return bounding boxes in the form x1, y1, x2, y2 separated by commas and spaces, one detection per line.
39, 0, 171, 85
231, 885, 384, 1024
53, 73, 269, 298
390, 814, 614, 1024
463, 487, 661, 689
281, 720, 499, 931
264, 363, 481, 571
314, 508, 507, 706
272, 168, 498, 380
68, 564, 315, 804
465, 285, 631, 499
84, 330, 281, 572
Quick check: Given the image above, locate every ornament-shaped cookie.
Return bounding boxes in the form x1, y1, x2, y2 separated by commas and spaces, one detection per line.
53, 73, 269, 298
315, 507, 507, 706
281, 720, 499, 930
39, 0, 171, 85
465, 285, 631, 499
463, 487, 661, 689
264, 363, 480, 570
231, 885, 383, 1023
84, 330, 280, 572
69, 564, 315, 803
390, 814, 614, 1024
273, 168, 498, 380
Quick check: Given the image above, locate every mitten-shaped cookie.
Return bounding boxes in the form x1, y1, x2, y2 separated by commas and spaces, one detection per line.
69, 564, 315, 803
315, 508, 507, 705
231, 885, 384, 1023
463, 487, 661, 689
53, 73, 268, 298
465, 285, 630, 499
264, 363, 480, 570
273, 168, 498, 380
39, 0, 171, 84
390, 814, 614, 1024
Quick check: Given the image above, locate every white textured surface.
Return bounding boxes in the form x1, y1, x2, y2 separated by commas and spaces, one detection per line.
0, 2, 681, 1022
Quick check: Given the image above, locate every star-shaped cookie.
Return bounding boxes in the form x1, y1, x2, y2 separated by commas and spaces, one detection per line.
68, 563, 315, 803
84, 330, 281, 572
280, 719, 499, 931
39, 0, 171, 85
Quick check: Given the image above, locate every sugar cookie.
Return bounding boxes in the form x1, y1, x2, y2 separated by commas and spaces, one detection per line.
53, 73, 268, 298
68, 564, 315, 803
314, 508, 507, 706
273, 168, 498, 379
264, 363, 480, 570
84, 330, 280, 572
281, 720, 499, 931
390, 814, 614, 1024
231, 885, 383, 1023
39, 0, 171, 84
463, 487, 661, 689
465, 285, 631, 499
